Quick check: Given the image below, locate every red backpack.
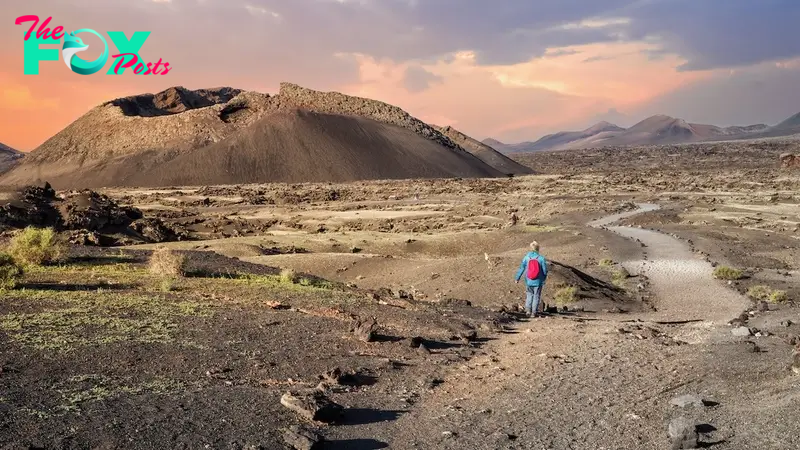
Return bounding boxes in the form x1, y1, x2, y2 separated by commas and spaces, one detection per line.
526, 256, 541, 280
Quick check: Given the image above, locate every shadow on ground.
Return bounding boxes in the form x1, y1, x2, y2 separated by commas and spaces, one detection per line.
323, 439, 390, 450
340, 408, 407, 426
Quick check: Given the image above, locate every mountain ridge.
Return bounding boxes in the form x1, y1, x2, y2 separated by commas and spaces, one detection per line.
486, 113, 800, 153
0, 142, 23, 175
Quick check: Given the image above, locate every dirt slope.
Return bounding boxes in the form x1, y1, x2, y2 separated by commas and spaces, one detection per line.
119, 109, 502, 186
0, 84, 507, 188
433, 125, 535, 175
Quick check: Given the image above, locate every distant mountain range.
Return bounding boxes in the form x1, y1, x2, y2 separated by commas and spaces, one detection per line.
485, 112, 800, 153
0, 142, 22, 174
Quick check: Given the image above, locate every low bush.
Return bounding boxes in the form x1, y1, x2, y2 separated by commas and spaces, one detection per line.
7, 227, 64, 267
598, 259, 614, 267
0, 253, 24, 290
746, 285, 772, 301
769, 290, 789, 304
611, 268, 630, 288
713, 266, 743, 281
279, 268, 297, 284
746, 285, 789, 304
554, 285, 578, 305
148, 247, 185, 277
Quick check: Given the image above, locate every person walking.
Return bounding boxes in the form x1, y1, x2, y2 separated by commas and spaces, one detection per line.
515, 241, 548, 317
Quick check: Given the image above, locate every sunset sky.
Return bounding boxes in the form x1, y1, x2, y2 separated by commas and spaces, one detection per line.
1, 0, 799, 151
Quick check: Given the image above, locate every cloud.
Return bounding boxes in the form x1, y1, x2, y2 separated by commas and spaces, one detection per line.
583, 55, 615, 63
632, 59, 800, 126
624, 0, 800, 71
402, 66, 442, 93
0, 0, 797, 149
546, 48, 581, 58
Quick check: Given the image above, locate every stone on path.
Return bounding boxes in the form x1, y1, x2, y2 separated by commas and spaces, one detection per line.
731, 326, 752, 337
282, 425, 325, 450
670, 394, 705, 408
280, 389, 344, 423
352, 317, 378, 342
668, 417, 698, 449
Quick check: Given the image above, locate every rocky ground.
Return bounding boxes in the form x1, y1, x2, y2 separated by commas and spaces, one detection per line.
1, 141, 799, 449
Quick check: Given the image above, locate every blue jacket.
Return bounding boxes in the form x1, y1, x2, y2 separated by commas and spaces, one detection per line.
515, 251, 548, 287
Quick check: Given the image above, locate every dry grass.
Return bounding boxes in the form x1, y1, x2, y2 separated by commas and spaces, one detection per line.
6, 227, 64, 267
611, 268, 630, 288
769, 290, 789, 304
713, 266, 743, 281
746, 285, 788, 304
554, 285, 578, 305
0, 253, 24, 290
279, 268, 297, 284
148, 247, 186, 278
746, 285, 772, 301
598, 259, 614, 268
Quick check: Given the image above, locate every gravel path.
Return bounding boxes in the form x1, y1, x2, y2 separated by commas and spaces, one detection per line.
383, 204, 795, 450
590, 204, 750, 324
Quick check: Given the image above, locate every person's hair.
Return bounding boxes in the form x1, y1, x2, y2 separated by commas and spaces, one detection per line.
530, 241, 539, 252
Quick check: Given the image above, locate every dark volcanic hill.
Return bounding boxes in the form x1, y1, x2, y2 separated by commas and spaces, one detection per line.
83, 109, 502, 187
0, 84, 528, 188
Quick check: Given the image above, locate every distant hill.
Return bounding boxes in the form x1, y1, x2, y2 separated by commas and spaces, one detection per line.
0, 142, 23, 174
488, 112, 798, 153
487, 121, 625, 153
0, 84, 519, 189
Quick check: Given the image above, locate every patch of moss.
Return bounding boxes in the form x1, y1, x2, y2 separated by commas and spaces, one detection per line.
0, 291, 213, 352
55, 375, 184, 413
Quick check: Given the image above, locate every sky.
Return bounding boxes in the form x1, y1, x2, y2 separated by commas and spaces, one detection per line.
2, 0, 800, 151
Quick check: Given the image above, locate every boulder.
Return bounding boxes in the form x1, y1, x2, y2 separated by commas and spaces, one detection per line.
668, 417, 698, 449
280, 389, 343, 423
351, 317, 377, 342
282, 425, 324, 450
670, 394, 705, 408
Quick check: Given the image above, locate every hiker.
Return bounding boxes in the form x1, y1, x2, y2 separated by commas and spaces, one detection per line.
514, 241, 548, 317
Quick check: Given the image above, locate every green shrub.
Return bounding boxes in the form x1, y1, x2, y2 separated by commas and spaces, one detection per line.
554, 286, 578, 305
769, 290, 789, 304
7, 227, 64, 267
0, 253, 24, 290
159, 277, 177, 292
746, 285, 772, 301
611, 268, 630, 288
279, 268, 297, 284
598, 259, 614, 268
713, 266, 743, 281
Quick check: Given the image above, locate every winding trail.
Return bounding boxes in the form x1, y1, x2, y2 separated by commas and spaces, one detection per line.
384, 203, 770, 449
589, 203, 749, 324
